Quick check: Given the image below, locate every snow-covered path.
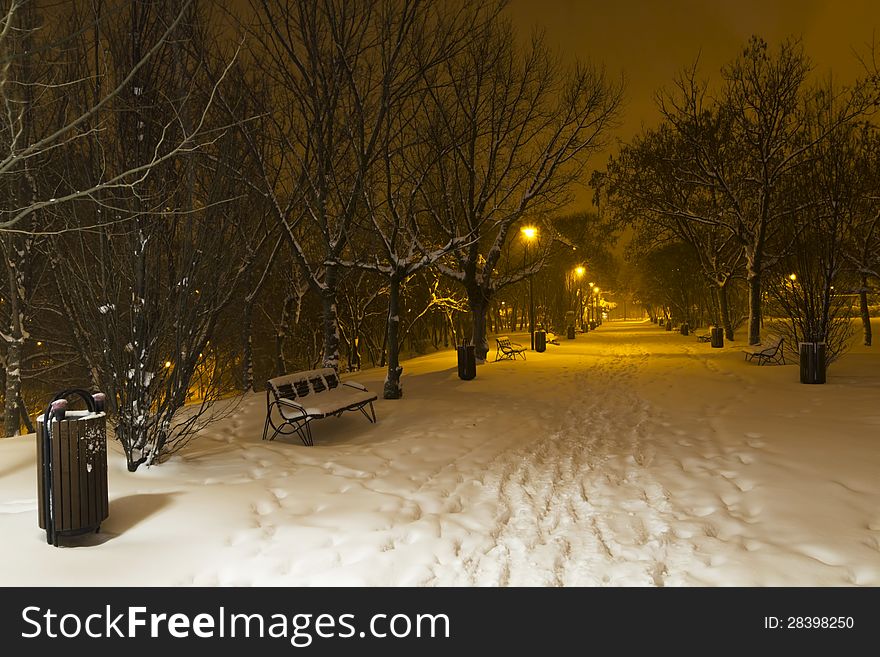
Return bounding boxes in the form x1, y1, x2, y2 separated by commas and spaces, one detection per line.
2, 320, 880, 586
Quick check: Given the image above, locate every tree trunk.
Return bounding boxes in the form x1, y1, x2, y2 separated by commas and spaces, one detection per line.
468, 288, 490, 361
747, 269, 762, 345
860, 275, 872, 346
4, 341, 22, 437
718, 282, 734, 341
275, 291, 295, 376
19, 397, 34, 434
384, 275, 403, 399
320, 266, 341, 371
241, 300, 254, 391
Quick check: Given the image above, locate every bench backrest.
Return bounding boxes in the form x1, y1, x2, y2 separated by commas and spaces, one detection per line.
497, 337, 511, 347
761, 337, 783, 354
268, 368, 341, 400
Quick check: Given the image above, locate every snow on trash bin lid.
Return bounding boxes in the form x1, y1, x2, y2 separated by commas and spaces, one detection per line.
36, 410, 107, 424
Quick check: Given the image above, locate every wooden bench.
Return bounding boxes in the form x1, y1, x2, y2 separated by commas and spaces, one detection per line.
696, 333, 712, 343
263, 368, 377, 445
494, 336, 527, 362
743, 337, 785, 365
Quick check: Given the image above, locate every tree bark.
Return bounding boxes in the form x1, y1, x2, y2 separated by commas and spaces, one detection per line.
860, 274, 872, 347
718, 282, 734, 341
468, 287, 490, 361
747, 269, 762, 345
383, 275, 403, 399
241, 300, 254, 391
321, 266, 340, 371
274, 291, 295, 376
4, 342, 22, 437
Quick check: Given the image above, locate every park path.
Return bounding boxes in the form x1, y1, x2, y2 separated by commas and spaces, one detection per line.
425, 327, 695, 585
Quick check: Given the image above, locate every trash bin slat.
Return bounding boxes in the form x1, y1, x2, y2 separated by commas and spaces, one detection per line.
36, 433, 45, 530
52, 420, 65, 532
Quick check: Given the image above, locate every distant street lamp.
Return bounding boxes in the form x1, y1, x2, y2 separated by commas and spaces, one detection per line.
588, 282, 594, 323
574, 266, 585, 329
593, 285, 600, 325
521, 226, 538, 349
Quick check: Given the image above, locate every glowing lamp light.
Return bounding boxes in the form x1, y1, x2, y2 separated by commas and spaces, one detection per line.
36, 341, 43, 347
520, 226, 537, 241
593, 286, 600, 294
789, 273, 797, 281
575, 266, 585, 277
164, 361, 172, 369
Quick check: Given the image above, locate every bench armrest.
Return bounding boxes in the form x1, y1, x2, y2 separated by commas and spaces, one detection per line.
343, 381, 368, 391
275, 397, 308, 417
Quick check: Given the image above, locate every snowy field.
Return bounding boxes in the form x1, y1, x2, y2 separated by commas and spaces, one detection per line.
2, 319, 880, 586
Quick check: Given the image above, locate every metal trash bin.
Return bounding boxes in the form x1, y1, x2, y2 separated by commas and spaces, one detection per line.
658, 318, 664, 327
457, 344, 476, 380
711, 326, 724, 348
534, 330, 547, 352
37, 389, 108, 546
799, 342, 826, 384
665, 321, 672, 331
567, 325, 576, 339
680, 322, 690, 336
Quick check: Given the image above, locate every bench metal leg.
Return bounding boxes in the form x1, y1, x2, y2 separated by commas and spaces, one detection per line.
356, 402, 377, 424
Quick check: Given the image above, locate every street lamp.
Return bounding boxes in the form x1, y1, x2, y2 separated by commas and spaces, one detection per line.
588, 282, 594, 323
574, 266, 585, 329
521, 226, 538, 349
593, 286, 600, 325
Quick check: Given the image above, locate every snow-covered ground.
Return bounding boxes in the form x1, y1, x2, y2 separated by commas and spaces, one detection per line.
2, 319, 880, 586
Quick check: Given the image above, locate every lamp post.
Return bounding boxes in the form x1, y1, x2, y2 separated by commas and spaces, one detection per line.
521, 226, 538, 349
593, 285, 600, 325
588, 282, 594, 324
574, 266, 585, 330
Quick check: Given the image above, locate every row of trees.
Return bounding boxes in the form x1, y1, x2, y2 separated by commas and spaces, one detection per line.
606, 37, 880, 363
0, 0, 622, 469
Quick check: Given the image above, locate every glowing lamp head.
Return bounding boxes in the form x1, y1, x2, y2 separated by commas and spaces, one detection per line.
593, 286, 600, 294
164, 361, 172, 369
789, 273, 797, 281
575, 266, 585, 278
520, 226, 537, 241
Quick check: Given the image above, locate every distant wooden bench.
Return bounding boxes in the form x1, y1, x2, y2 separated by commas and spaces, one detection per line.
696, 333, 712, 343
494, 336, 527, 362
743, 337, 785, 365
263, 368, 377, 445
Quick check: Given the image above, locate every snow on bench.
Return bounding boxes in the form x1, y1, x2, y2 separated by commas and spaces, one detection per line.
262, 368, 377, 445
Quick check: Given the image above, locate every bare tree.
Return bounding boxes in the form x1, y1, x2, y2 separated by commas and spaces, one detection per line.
606, 122, 745, 339
47, 1, 254, 470
658, 38, 873, 344
768, 83, 870, 366
422, 15, 622, 359
239, 0, 471, 371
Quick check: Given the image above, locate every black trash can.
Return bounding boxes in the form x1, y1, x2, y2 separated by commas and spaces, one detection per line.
567, 325, 576, 339
534, 330, 547, 352
590, 321, 597, 330
799, 342, 826, 384
658, 318, 664, 327
680, 322, 690, 336
665, 321, 672, 331
37, 389, 108, 546
457, 344, 476, 380
711, 326, 724, 348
